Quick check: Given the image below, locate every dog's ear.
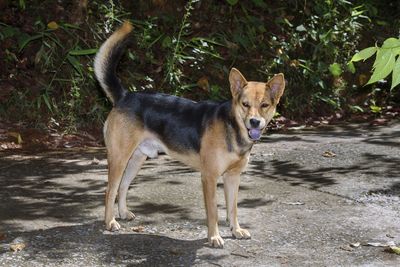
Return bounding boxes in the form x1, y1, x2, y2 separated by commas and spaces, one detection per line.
267, 73, 285, 103
229, 68, 247, 97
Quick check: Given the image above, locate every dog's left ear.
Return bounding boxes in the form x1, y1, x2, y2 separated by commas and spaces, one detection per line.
267, 73, 285, 103
229, 68, 247, 98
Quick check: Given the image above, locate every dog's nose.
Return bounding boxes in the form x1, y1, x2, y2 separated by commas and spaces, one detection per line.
250, 118, 260, 128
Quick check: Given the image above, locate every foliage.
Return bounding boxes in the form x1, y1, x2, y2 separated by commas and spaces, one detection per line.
351, 38, 400, 89
264, 0, 368, 115
0, 0, 399, 132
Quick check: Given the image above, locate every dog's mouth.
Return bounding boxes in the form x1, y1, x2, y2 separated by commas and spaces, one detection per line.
248, 128, 262, 141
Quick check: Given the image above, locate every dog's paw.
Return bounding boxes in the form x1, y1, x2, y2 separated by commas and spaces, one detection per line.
120, 210, 136, 221
232, 227, 251, 239
209, 235, 225, 248
106, 218, 121, 231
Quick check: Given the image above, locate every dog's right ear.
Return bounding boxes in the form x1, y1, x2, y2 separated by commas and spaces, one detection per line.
229, 68, 247, 98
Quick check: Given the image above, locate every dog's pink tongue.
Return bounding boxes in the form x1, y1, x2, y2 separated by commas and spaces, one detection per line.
249, 128, 261, 140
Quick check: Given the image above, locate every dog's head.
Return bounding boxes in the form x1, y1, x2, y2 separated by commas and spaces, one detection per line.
229, 68, 285, 141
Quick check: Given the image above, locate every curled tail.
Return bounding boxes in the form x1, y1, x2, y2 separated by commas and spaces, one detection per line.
94, 21, 133, 105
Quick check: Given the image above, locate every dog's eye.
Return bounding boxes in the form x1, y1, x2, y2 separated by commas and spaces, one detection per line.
261, 103, 269, 108
242, 102, 250, 108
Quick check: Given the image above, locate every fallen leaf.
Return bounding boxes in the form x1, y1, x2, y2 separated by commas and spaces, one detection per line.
47, 21, 59, 30
386, 246, 400, 255
91, 157, 100, 165
197, 77, 210, 92
365, 241, 396, 247
169, 248, 182, 255
131, 226, 145, 232
10, 243, 26, 252
0, 232, 6, 241
322, 151, 336, 158
350, 242, 360, 248
7, 132, 23, 144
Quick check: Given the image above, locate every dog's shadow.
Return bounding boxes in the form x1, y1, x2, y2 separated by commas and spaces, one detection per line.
1, 221, 207, 266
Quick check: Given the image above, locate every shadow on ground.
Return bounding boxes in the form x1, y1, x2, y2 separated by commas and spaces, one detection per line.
251, 123, 400, 194
0, 149, 198, 232
0, 222, 209, 266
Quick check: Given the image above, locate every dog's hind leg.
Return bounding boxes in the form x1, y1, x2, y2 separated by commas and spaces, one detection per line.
118, 148, 147, 220
104, 112, 142, 231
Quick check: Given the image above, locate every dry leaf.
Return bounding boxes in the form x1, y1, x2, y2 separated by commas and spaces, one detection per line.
91, 157, 100, 165
0, 232, 6, 241
7, 132, 23, 144
10, 243, 26, 252
169, 248, 182, 255
47, 21, 59, 30
350, 242, 360, 248
387, 246, 400, 255
365, 241, 396, 247
197, 77, 210, 92
322, 151, 336, 158
131, 226, 145, 232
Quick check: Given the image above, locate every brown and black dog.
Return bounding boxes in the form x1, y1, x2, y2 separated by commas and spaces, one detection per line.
94, 21, 285, 248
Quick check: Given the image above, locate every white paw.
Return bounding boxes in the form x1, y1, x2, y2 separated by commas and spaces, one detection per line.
209, 235, 225, 248
232, 227, 251, 239
120, 210, 136, 220
106, 218, 121, 231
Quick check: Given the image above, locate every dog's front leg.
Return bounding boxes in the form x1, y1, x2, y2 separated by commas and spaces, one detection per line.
201, 174, 224, 248
223, 172, 251, 239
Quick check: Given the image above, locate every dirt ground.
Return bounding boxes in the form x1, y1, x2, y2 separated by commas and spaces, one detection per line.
0, 121, 399, 266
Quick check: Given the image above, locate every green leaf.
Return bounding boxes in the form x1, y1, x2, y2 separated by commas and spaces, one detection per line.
366, 49, 395, 85
61, 23, 82, 30
67, 55, 83, 76
329, 63, 342, 77
370, 105, 382, 113
226, 0, 238, 5
162, 36, 172, 48
350, 47, 377, 62
18, 33, 42, 52
251, 0, 267, 8
42, 94, 53, 113
68, 48, 98, 56
382, 38, 400, 49
0, 26, 19, 39
347, 61, 356, 74
348, 105, 364, 113
391, 56, 400, 89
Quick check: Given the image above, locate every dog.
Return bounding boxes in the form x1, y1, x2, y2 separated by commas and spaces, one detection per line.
94, 21, 285, 248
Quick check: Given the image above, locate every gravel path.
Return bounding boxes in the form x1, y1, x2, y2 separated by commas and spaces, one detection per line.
1, 121, 399, 266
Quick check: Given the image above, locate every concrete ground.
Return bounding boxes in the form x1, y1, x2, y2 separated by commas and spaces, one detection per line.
0, 121, 399, 266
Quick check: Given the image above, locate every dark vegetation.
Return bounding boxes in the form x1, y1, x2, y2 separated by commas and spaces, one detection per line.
0, 0, 399, 149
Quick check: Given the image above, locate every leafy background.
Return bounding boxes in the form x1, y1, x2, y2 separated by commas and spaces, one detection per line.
0, 0, 399, 142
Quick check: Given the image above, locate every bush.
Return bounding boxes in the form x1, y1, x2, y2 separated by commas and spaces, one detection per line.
0, 0, 398, 132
